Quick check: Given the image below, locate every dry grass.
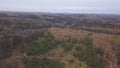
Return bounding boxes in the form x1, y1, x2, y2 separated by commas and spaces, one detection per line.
49, 27, 89, 41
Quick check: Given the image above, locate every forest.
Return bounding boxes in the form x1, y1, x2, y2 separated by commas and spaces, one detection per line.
0, 11, 120, 68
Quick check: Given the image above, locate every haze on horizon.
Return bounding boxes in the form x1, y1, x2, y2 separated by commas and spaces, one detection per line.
0, 0, 120, 14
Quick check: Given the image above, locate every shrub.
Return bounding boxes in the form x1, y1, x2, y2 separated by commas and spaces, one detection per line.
62, 43, 73, 52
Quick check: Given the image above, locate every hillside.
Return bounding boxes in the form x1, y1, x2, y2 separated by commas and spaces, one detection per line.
0, 11, 120, 68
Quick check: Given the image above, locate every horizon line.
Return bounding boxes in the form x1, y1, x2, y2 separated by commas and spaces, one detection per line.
0, 10, 120, 15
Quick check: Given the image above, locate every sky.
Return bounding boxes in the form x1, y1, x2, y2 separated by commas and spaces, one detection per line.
0, 0, 120, 14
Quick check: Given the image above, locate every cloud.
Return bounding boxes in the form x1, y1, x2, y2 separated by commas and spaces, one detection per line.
0, 0, 120, 14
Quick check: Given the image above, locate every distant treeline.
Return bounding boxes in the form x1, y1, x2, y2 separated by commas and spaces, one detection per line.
78, 27, 120, 35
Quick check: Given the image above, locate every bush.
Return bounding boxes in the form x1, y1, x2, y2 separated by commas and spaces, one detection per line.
62, 43, 73, 52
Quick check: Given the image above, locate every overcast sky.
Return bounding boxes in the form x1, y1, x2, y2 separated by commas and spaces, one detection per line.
0, 0, 120, 14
